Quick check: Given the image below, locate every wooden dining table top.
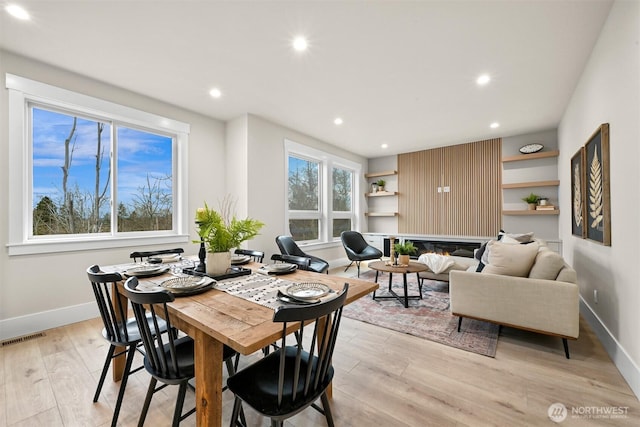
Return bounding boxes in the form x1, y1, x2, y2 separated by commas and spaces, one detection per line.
107, 260, 379, 427
159, 263, 378, 355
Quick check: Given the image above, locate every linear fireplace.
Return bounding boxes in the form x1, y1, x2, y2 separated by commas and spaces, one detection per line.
383, 238, 481, 259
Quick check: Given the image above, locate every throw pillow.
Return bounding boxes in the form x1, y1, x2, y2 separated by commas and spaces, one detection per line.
474, 241, 488, 261
528, 249, 565, 280
500, 232, 534, 244
482, 240, 539, 277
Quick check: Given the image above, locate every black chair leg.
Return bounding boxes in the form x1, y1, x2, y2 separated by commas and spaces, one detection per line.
563, 338, 570, 359
230, 396, 243, 427
356, 261, 361, 277
457, 316, 463, 332
173, 383, 188, 427
94, 344, 116, 402
343, 261, 353, 272
110, 345, 137, 427
320, 391, 335, 427
138, 377, 157, 427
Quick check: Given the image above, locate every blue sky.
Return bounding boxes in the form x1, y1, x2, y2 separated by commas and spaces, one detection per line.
32, 107, 173, 209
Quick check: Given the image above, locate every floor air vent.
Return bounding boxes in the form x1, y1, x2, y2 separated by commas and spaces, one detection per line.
1, 332, 45, 347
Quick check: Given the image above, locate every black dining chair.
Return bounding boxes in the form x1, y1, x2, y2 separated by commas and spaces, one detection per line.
129, 247, 184, 262
340, 231, 383, 277
228, 283, 349, 427
123, 276, 242, 427
234, 248, 265, 263
87, 265, 169, 427
271, 253, 311, 271
275, 235, 329, 274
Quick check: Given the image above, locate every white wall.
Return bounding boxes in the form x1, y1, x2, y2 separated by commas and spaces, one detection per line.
240, 114, 368, 265
0, 51, 227, 339
558, 0, 640, 397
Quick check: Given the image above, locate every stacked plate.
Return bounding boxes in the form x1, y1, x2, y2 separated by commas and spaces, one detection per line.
124, 265, 170, 278
285, 282, 331, 300
261, 263, 297, 275
231, 255, 251, 265
160, 276, 214, 296
277, 282, 332, 304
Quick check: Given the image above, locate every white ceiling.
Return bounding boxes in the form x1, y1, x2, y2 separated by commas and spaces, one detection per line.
1, 0, 613, 158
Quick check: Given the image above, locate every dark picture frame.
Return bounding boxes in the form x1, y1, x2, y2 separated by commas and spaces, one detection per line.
584, 123, 611, 246
570, 147, 586, 238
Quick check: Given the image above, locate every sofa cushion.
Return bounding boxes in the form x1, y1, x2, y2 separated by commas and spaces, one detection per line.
528, 248, 565, 280
482, 240, 539, 277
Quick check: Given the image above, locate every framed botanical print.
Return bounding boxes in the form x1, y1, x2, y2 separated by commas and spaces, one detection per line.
570, 147, 586, 238
584, 123, 611, 245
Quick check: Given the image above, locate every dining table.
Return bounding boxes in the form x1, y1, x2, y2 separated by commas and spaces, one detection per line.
103, 259, 379, 427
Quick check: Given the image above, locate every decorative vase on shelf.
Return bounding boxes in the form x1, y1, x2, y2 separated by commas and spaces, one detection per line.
206, 251, 231, 276
528, 203, 537, 210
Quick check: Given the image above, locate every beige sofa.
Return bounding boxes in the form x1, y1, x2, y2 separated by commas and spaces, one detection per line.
449, 241, 579, 358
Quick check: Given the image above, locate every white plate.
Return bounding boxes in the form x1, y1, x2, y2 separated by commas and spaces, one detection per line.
286, 282, 331, 300
231, 255, 251, 265
124, 265, 169, 277
161, 276, 210, 292
265, 263, 296, 272
157, 254, 182, 262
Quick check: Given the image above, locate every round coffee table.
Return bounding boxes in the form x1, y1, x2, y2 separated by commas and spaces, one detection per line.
368, 260, 428, 308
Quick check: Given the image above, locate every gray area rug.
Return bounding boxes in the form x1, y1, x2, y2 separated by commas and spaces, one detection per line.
344, 270, 499, 357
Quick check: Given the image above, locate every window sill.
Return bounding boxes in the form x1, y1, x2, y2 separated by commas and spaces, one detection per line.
7, 234, 190, 256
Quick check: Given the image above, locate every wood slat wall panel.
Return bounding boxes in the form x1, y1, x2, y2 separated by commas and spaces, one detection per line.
398, 139, 501, 236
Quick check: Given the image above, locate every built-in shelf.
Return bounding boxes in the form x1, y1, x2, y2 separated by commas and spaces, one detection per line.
365, 191, 398, 197
364, 170, 397, 178
502, 209, 559, 216
502, 150, 559, 163
502, 180, 560, 189
365, 212, 398, 217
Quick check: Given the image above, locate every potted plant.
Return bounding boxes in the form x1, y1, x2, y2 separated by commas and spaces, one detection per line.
195, 198, 264, 275
393, 241, 416, 265
376, 179, 386, 192
522, 193, 540, 210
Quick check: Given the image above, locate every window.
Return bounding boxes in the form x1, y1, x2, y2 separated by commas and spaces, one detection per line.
7, 74, 190, 255
332, 166, 353, 238
285, 140, 360, 244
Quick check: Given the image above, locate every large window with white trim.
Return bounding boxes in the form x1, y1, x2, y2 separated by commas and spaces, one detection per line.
285, 140, 360, 244
7, 74, 190, 255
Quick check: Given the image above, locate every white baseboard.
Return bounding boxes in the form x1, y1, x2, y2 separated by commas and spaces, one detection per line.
0, 302, 98, 341
580, 297, 640, 400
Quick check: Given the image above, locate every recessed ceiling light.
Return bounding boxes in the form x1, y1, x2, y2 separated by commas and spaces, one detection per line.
476, 74, 491, 86
209, 88, 222, 98
490, 122, 500, 129
293, 36, 308, 52
334, 117, 343, 125
6, 4, 30, 20
381, 143, 388, 149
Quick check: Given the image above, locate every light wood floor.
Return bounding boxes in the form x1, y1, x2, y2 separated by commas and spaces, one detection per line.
1, 272, 639, 426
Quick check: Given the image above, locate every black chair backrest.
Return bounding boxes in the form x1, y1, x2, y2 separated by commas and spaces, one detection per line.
129, 248, 184, 262
341, 231, 369, 254
275, 235, 307, 257
86, 265, 132, 345
235, 248, 265, 263
272, 283, 349, 407
123, 277, 184, 379
271, 253, 311, 270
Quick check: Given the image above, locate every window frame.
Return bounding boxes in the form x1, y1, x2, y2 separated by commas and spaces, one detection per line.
6, 74, 190, 256
284, 139, 361, 246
